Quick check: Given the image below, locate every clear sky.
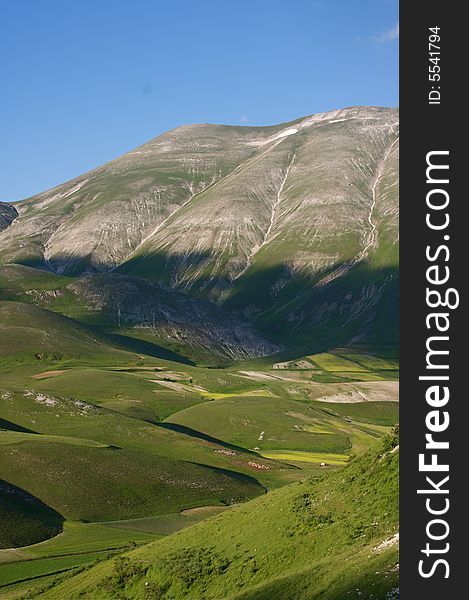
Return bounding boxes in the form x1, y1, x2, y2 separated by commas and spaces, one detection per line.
0, 0, 398, 202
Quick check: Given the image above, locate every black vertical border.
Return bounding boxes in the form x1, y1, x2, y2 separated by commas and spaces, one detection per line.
400, 2, 465, 597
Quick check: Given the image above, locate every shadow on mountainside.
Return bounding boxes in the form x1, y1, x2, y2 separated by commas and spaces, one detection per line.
5, 248, 399, 362
0, 480, 64, 548
0, 418, 38, 434
119, 250, 399, 358
102, 331, 194, 365
189, 255, 395, 355
157, 422, 259, 455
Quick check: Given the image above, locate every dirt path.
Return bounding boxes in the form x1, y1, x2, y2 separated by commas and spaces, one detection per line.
180, 506, 228, 517
31, 370, 67, 379
308, 380, 399, 403
237, 370, 305, 383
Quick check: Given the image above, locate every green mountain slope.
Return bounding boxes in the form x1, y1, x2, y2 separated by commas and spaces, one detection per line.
34, 433, 399, 600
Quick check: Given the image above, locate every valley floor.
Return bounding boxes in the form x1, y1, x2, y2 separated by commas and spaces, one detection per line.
1, 342, 398, 598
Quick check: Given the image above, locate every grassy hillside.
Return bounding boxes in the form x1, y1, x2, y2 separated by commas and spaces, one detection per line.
0, 301, 139, 367
0, 298, 396, 562
0, 302, 397, 509
167, 395, 351, 453
0, 481, 63, 549
0, 266, 279, 363
33, 433, 399, 599
0, 440, 263, 523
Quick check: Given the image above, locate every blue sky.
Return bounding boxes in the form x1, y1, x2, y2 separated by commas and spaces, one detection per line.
0, 0, 398, 202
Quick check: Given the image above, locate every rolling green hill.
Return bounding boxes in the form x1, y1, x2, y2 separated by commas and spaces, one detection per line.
0, 440, 263, 523
0, 301, 136, 366
0, 481, 63, 549
32, 433, 399, 600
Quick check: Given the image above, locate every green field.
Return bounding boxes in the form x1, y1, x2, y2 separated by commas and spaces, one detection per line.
259, 450, 350, 465
0, 522, 158, 564
0, 295, 398, 596
32, 433, 399, 599
0, 520, 160, 598
0, 553, 109, 587
308, 352, 368, 372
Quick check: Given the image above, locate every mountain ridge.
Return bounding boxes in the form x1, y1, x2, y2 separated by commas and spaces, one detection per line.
0, 106, 399, 358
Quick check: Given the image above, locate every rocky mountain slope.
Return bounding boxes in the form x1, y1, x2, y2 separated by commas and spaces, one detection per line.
0, 265, 279, 361
69, 273, 279, 360
0, 106, 399, 357
0, 204, 17, 232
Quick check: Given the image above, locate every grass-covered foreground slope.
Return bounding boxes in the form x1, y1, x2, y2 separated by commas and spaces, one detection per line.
34, 433, 399, 600
0, 326, 399, 596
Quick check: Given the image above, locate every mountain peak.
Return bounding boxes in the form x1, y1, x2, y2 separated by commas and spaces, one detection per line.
0, 107, 398, 353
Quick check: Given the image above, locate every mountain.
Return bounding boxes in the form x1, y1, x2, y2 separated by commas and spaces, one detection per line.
0, 106, 398, 358
0, 107, 399, 598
